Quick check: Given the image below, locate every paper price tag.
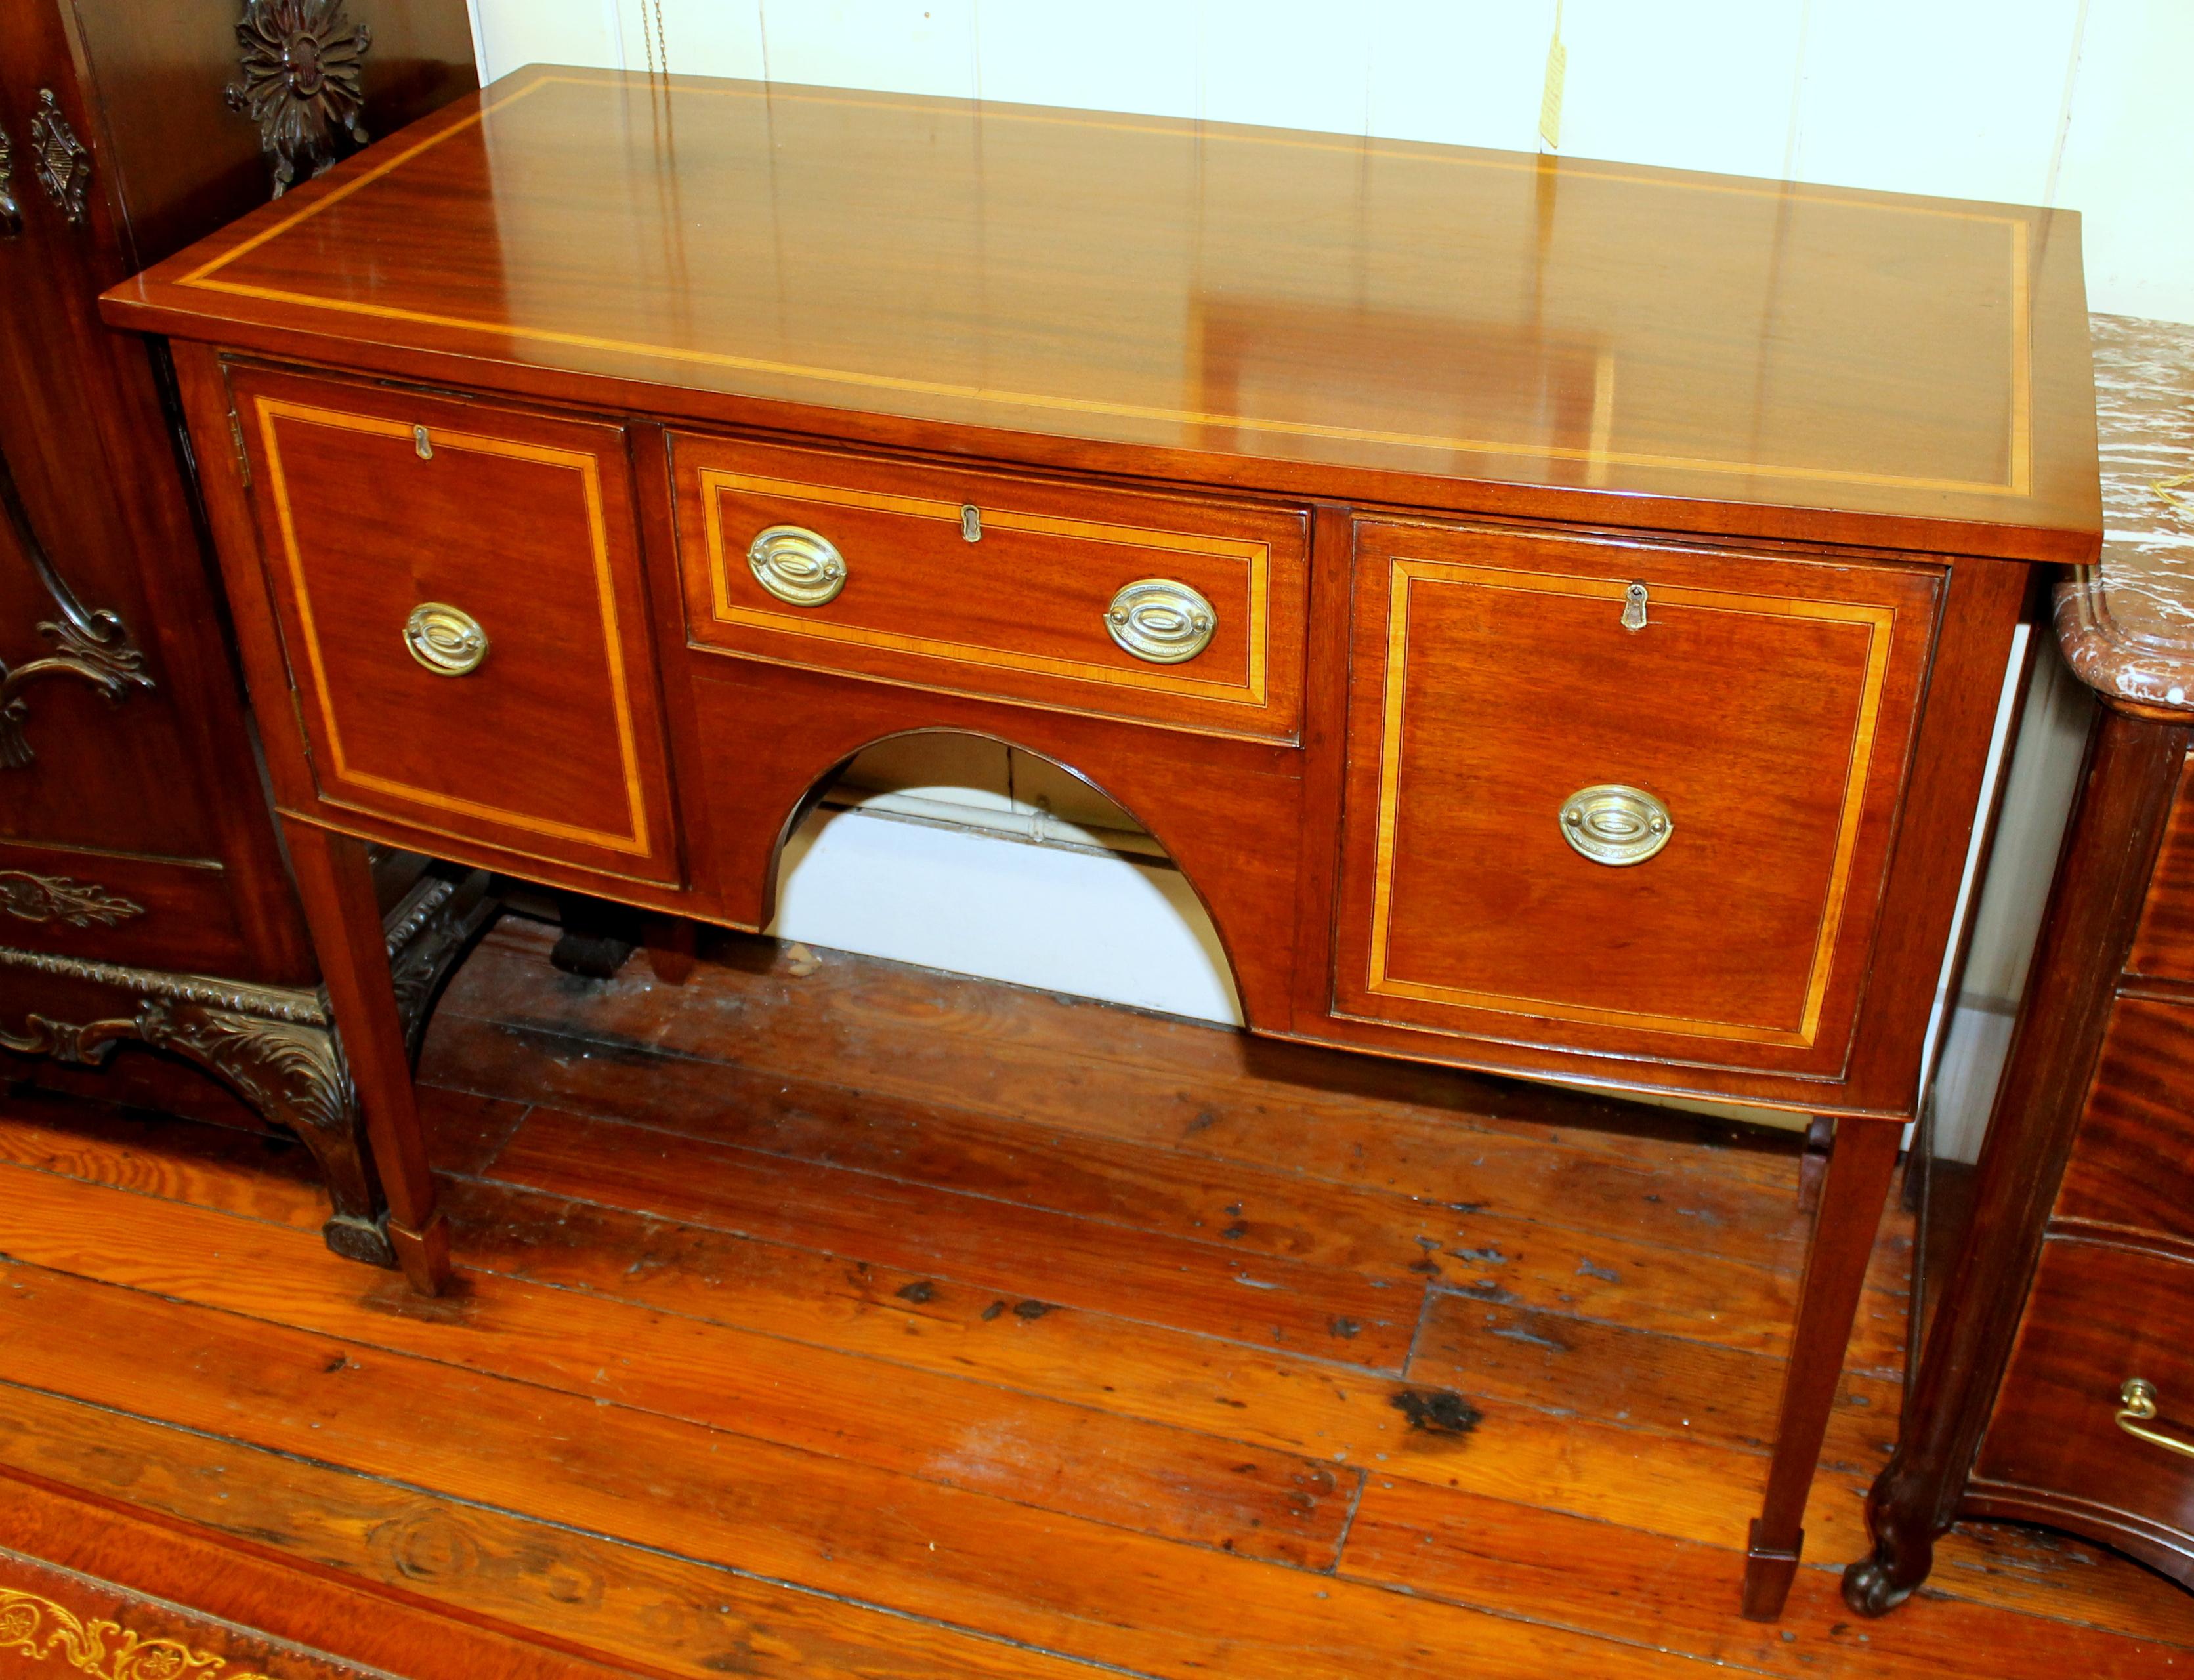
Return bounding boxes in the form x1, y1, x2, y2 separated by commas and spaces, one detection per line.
1540, 11, 1567, 150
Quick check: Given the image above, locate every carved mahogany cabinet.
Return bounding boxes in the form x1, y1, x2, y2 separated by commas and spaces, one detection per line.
1847, 316, 2194, 1614
0, 0, 477, 1259
102, 68, 2103, 1618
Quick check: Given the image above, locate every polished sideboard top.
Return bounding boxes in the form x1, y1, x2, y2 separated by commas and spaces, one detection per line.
2056, 314, 2194, 707
103, 66, 2100, 563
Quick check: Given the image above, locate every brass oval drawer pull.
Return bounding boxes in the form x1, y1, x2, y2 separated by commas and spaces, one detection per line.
2116, 1379, 2194, 1460
403, 602, 489, 676
749, 524, 848, 606
1559, 784, 1674, 866
1106, 579, 1217, 664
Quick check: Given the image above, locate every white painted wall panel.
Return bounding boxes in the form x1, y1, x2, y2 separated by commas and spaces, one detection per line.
1362, 3, 1544, 152
759, 1, 975, 98
2054, 0, 2194, 324
972, 1, 1201, 119
617, 3, 763, 79
1560, 1, 1811, 180
472, 0, 616, 77
1788, 0, 2084, 205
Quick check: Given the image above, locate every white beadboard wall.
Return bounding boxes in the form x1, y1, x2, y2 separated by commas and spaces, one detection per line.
464, 1, 2189, 1148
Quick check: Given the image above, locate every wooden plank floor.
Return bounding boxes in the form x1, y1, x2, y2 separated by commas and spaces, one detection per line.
2, 917, 2191, 1679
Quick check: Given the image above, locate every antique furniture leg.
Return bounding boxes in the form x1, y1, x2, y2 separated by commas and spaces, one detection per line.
1843, 701, 2180, 1614
547, 891, 641, 980
1796, 1116, 1836, 1213
1743, 1116, 1903, 1618
282, 821, 451, 1294
0, 865, 489, 1266
0, 945, 387, 1260
641, 915, 700, 986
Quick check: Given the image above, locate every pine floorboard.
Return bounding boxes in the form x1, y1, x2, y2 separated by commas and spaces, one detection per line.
0, 917, 2189, 1678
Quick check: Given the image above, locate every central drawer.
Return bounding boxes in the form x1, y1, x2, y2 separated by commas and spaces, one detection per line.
668, 433, 1309, 742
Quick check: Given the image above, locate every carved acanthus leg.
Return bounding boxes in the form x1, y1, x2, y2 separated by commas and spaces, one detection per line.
0, 865, 494, 1274
133, 998, 391, 1266
0, 965, 389, 1265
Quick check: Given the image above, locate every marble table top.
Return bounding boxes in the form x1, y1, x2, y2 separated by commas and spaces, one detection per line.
2056, 314, 2194, 709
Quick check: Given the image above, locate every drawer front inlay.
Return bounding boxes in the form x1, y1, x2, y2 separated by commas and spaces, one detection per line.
236, 368, 679, 883
1332, 520, 1937, 1075
673, 434, 1307, 742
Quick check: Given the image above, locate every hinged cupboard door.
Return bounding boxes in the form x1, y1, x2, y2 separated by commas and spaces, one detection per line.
1334, 520, 1939, 1080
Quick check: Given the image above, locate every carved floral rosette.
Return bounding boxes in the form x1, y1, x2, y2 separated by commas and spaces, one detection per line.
226, 0, 374, 196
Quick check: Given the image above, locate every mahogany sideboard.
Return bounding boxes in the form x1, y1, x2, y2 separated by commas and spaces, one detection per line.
1847, 315, 2194, 1613
0, 0, 482, 1260
100, 66, 2103, 1619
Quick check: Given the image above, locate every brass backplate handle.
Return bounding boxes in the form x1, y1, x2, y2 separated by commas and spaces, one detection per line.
1559, 784, 1674, 866
749, 524, 847, 606
29, 90, 91, 226
1106, 579, 1217, 664
403, 602, 488, 675
2116, 1379, 2194, 1460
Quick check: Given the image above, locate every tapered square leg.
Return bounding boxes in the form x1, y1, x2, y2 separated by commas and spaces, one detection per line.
1742, 1521, 1803, 1619
1742, 1116, 1902, 1619
282, 819, 452, 1295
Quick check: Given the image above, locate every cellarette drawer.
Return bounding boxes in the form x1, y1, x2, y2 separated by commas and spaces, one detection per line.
669, 432, 1309, 742
1331, 520, 1939, 1079
230, 366, 680, 884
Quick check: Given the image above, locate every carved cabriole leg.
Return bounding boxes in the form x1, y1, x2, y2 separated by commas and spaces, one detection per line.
282, 822, 450, 1295
0, 864, 493, 1274
135, 997, 393, 1264
1742, 1116, 1903, 1620
0, 950, 388, 1263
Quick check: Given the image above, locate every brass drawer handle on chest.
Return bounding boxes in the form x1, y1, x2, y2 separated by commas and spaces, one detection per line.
403, 602, 489, 676
1559, 784, 1674, 866
2115, 1379, 2194, 1460
748, 524, 848, 606
1105, 579, 1217, 664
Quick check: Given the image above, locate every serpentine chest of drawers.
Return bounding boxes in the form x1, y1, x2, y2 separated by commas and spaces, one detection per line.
100, 66, 2102, 1620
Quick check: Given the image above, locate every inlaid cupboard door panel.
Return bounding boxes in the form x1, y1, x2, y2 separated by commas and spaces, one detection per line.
228, 365, 681, 885
1333, 521, 1939, 1079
